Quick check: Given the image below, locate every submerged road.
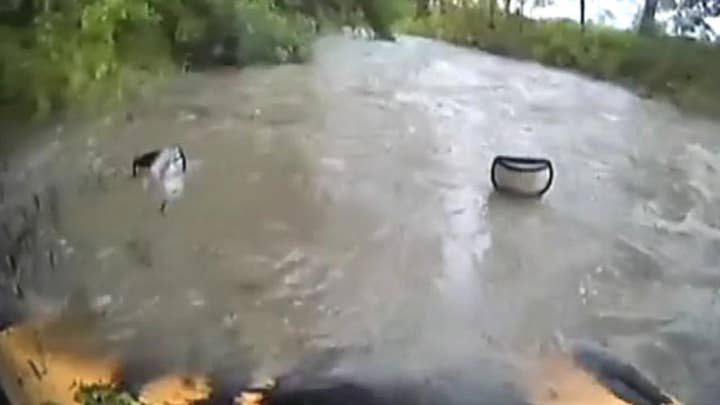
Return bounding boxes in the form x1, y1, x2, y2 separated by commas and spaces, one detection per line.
1, 35, 720, 403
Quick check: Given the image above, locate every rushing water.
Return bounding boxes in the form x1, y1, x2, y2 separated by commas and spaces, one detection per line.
2, 35, 720, 403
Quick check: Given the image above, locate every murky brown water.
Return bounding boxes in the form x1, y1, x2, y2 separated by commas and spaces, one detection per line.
2, 35, 720, 403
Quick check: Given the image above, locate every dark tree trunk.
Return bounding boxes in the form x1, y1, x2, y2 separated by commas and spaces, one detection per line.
489, 0, 496, 28
580, 0, 586, 30
639, 0, 660, 35
504, 0, 511, 14
416, 0, 430, 18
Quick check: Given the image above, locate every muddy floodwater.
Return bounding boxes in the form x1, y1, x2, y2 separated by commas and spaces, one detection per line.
2, 35, 720, 403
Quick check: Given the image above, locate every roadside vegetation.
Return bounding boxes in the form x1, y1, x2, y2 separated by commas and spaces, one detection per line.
0, 0, 409, 122
74, 383, 140, 405
404, 1, 720, 116
5, 0, 719, 123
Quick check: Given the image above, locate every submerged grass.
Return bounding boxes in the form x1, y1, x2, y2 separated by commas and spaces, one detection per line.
403, 6, 720, 117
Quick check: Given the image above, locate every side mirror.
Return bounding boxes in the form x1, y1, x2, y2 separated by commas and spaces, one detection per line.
491, 156, 554, 198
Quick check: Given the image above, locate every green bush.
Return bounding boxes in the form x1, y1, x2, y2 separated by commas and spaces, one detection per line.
0, 0, 316, 121
0, 0, 170, 119
405, 5, 720, 116
230, 1, 315, 65
366, 0, 411, 31
0, 0, 412, 121
161, 0, 315, 67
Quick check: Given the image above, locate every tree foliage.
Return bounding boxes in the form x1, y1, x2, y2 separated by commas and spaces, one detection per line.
0, 0, 409, 121
670, 0, 720, 40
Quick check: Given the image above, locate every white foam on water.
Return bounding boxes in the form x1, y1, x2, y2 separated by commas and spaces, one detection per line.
674, 143, 720, 201
639, 203, 720, 241
632, 143, 720, 241
414, 59, 485, 88
657, 209, 720, 240
320, 157, 347, 172
394, 91, 466, 118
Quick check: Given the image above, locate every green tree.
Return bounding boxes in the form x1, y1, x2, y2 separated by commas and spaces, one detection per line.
489, 0, 496, 28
